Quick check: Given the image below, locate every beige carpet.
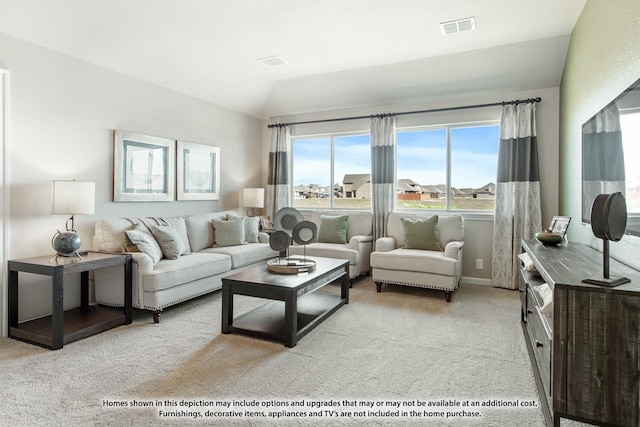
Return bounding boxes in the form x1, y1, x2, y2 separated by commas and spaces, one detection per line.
1, 277, 550, 426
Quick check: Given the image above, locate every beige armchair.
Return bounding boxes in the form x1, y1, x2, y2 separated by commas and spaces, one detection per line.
370, 212, 464, 302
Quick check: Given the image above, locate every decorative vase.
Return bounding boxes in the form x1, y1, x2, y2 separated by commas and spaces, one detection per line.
534, 229, 562, 246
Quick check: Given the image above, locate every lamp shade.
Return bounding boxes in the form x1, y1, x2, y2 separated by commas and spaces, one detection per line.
242, 188, 264, 208
52, 181, 95, 215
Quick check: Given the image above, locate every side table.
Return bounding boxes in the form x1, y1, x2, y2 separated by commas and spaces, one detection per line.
8, 252, 132, 350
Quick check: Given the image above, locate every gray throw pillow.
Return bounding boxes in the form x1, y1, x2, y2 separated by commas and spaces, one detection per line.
317, 215, 349, 244
124, 224, 164, 264
212, 218, 246, 247
226, 214, 260, 243
402, 216, 441, 251
151, 225, 187, 260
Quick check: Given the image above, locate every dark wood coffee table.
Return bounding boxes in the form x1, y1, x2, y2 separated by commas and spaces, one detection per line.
221, 257, 349, 347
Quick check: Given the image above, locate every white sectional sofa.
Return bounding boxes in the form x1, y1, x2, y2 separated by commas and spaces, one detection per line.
92, 210, 277, 322
287, 210, 373, 281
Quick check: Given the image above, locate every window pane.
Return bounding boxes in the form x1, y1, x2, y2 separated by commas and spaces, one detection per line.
620, 112, 640, 214
292, 138, 331, 208
397, 129, 447, 209
450, 125, 499, 210
334, 134, 371, 209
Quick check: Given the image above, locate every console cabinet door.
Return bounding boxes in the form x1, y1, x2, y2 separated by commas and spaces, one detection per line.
554, 287, 640, 426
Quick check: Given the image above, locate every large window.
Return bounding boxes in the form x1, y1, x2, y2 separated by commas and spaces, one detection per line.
292, 133, 371, 209
397, 123, 499, 211
291, 121, 499, 212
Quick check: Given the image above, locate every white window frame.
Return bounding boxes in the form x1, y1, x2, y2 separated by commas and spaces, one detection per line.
395, 120, 500, 216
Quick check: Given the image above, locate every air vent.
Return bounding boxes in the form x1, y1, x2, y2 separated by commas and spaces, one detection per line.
257, 55, 287, 67
440, 17, 476, 35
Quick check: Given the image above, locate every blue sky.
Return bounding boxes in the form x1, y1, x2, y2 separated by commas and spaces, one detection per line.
293, 125, 499, 189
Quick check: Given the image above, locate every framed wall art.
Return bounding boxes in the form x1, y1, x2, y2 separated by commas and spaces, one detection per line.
176, 140, 220, 200
113, 130, 176, 202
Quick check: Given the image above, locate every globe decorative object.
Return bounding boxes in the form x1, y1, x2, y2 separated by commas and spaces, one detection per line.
51, 230, 82, 257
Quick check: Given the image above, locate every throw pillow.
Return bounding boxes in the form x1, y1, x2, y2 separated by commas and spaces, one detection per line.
151, 225, 187, 260
122, 226, 140, 253
211, 218, 246, 247
402, 216, 441, 251
317, 215, 349, 244
226, 214, 260, 243
124, 224, 164, 264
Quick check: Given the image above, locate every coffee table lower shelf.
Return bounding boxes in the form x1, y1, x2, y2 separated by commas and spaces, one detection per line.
229, 292, 344, 345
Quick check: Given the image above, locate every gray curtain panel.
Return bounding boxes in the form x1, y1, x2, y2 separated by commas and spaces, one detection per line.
370, 115, 396, 241
581, 102, 625, 222
266, 125, 292, 220
492, 102, 542, 290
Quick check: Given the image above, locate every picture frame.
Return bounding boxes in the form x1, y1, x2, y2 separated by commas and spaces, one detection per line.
176, 140, 220, 200
549, 216, 571, 238
113, 130, 175, 202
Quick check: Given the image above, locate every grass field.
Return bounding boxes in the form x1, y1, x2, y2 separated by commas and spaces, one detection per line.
293, 196, 494, 211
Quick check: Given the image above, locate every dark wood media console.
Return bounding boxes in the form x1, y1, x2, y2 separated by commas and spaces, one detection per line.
520, 239, 640, 427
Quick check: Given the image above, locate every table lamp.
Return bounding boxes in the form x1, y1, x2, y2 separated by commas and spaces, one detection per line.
242, 188, 264, 217
51, 180, 95, 260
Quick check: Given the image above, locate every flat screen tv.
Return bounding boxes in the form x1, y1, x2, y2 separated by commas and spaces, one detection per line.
582, 77, 640, 237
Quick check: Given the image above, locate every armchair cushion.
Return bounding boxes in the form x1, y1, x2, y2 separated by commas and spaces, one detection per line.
401, 216, 441, 251
317, 215, 349, 244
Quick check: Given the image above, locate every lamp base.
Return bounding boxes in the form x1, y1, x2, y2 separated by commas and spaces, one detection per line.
582, 276, 630, 287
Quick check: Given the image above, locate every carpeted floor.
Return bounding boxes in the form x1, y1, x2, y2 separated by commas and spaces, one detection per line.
1, 277, 552, 426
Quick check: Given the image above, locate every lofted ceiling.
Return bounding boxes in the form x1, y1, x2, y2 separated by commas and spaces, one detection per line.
0, 0, 586, 119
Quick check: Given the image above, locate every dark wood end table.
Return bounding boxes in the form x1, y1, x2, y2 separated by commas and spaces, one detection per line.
8, 252, 132, 350
222, 257, 349, 347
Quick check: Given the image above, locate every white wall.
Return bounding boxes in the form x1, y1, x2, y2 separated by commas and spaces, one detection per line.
0, 33, 263, 331
560, 0, 640, 270
265, 86, 560, 282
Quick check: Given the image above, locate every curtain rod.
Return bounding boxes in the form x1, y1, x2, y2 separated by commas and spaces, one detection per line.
267, 97, 542, 128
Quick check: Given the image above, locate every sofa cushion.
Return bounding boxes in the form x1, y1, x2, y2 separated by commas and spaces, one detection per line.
125, 224, 163, 265
317, 215, 349, 243
201, 243, 276, 268
151, 225, 188, 260
402, 216, 441, 251
212, 218, 246, 247
370, 248, 458, 276
161, 217, 191, 254
142, 253, 232, 292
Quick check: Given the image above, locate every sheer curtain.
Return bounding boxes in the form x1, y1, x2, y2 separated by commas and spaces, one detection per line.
266, 125, 291, 221
492, 102, 541, 290
370, 115, 396, 241
581, 102, 625, 222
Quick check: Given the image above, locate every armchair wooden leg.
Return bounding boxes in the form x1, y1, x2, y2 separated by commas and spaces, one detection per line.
444, 291, 452, 302
375, 282, 382, 292
152, 310, 162, 323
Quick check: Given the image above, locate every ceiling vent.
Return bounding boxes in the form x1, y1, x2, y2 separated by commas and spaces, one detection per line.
257, 55, 287, 67
440, 17, 476, 35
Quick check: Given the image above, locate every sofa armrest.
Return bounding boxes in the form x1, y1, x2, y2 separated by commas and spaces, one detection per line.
375, 237, 396, 252
443, 241, 464, 259
347, 234, 373, 250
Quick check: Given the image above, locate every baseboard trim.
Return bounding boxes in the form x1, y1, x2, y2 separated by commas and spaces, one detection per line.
460, 276, 492, 287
